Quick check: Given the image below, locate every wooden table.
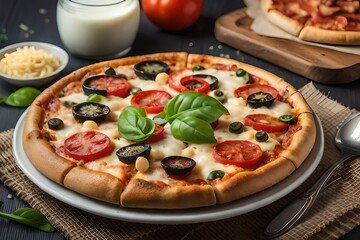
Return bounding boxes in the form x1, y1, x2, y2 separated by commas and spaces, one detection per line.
1, 0, 359, 239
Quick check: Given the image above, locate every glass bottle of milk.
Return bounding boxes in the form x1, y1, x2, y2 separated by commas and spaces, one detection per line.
57, 0, 140, 59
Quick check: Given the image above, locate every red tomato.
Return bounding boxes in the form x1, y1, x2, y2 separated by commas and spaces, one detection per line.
141, 0, 203, 31
213, 140, 263, 168
244, 114, 290, 132
234, 84, 278, 100
64, 131, 114, 162
131, 90, 172, 114
89, 76, 131, 98
146, 124, 165, 143
180, 75, 210, 94
168, 69, 189, 92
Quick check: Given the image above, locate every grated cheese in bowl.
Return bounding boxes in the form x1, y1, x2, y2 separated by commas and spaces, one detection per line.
0, 46, 61, 79
0, 42, 68, 86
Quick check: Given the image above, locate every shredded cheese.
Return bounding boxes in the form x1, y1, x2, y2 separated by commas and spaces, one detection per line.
0, 46, 61, 79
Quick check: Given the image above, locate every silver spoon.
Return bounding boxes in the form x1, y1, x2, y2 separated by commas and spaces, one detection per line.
263, 112, 360, 239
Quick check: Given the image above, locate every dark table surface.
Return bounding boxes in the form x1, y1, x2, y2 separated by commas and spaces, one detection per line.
1, 0, 360, 239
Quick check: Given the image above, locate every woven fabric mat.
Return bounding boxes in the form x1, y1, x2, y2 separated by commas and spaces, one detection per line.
1, 82, 360, 240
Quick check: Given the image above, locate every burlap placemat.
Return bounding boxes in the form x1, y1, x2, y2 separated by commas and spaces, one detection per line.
0, 82, 359, 239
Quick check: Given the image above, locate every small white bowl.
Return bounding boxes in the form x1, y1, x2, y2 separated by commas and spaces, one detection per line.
0, 42, 69, 87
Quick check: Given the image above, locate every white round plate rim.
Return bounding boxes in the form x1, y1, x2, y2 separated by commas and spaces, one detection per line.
13, 110, 324, 224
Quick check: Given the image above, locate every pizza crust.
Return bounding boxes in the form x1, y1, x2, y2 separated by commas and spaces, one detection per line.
64, 166, 124, 204
287, 92, 313, 114
279, 112, 316, 168
23, 105, 77, 184
261, 0, 304, 36
120, 177, 216, 209
214, 156, 295, 204
299, 26, 360, 45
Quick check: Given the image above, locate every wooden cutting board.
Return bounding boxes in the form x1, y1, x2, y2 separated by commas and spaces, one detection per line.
214, 8, 360, 84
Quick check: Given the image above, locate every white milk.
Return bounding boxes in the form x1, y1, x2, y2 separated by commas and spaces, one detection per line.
56, 0, 140, 59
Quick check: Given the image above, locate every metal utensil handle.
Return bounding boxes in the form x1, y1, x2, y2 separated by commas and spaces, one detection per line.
263, 155, 353, 239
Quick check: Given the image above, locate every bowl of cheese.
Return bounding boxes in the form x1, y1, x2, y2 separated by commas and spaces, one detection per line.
0, 42, 69, 86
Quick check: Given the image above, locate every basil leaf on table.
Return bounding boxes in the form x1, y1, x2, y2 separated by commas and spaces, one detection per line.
171, 116, 217, 143
0, 208, 54, 232
4, 87, 41, 107
118, 106, 155, 142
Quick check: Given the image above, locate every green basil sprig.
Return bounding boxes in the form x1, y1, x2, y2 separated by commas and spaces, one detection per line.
163, 92, 228, 124
159, 92, 229, 144
118, 92, 228, 144
1, 87, 41, 107
118, 106, 155, 142
0, 208, 54, 232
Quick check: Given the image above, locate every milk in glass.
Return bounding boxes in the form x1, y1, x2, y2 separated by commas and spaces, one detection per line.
57, 0, 140, 59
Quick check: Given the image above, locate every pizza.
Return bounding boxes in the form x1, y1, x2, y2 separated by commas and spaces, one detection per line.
261, 0, 360, 45
22, 52, 316, 209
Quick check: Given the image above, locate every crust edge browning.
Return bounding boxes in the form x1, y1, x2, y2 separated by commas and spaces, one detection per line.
214, 157, 296, 204
120, 177, 216, 209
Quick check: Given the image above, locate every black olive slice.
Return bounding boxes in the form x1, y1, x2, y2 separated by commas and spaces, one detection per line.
214, 89, 226, 103
247, 91, 275, 108
48, 118, 64, 130
193, 74, 219, 90
116, 142, 151, 164
256, 130, 269, 142
82, 75, 109, 96
134, 60, 170, 80
161, 156, 196, 176
72, 102, 110, 123
229, 121, 244, 134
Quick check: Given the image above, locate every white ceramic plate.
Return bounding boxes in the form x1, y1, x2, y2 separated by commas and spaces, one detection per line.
13, 110, 324, 224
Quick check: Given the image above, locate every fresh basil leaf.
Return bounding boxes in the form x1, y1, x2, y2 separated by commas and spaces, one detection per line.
5, 87, 41, 107
0, 208, 54, 232
153, 111, 168, 125
118, 106, 155, 142
164, 91, 228, 120
171, 116, 217, 144
167, 105, 224, 124
158, 92, 229, 144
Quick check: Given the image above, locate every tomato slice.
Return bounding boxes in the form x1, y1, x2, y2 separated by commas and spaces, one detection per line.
88, 76, 131, 97
179, 75, 210, 94
131, 90, 172, 114
146, 124, 165, 143
64, 131, 114, 162
213, 140, 263, 168
234, 84, 278, 100
244, 114, 290, 132
168, 69, 190, 92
